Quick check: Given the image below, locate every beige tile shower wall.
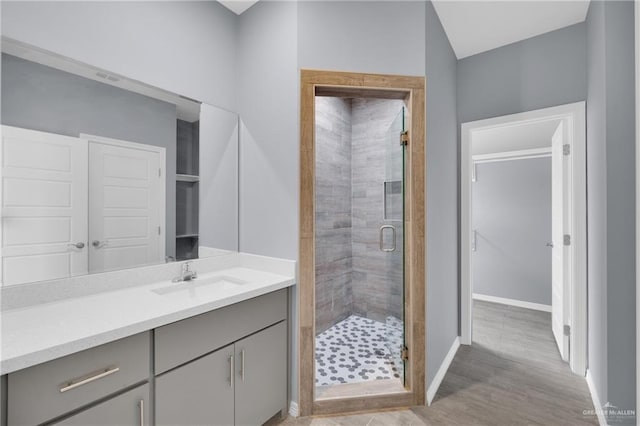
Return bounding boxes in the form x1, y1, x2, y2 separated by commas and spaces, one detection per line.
351, 99, 405, 324
315, 97, 354, 333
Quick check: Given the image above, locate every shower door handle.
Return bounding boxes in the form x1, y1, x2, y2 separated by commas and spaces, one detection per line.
379, 225, 396, 252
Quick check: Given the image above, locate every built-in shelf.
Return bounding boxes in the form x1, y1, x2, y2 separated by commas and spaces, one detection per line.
176, 233, 199, 239
176, 119, 199, 261
176, 174, 200, 183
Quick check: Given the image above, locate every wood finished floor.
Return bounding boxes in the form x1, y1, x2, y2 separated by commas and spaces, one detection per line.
282, 300, 597, 425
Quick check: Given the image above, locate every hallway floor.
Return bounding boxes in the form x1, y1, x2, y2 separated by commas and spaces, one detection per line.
282, 300, 597, 425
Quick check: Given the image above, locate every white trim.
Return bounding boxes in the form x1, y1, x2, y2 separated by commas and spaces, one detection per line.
586, 370, 609, 426
473, 293, 552, 313
426, 337, 460, 405
472, 147, 552, 163
635, 0, 640, 421
288, 401, 299, 418
461, 102, 588, 377
79, 133, 167, 263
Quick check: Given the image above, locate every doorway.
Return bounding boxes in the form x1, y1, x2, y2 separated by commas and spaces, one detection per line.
460, 102, 587, 375
298, 70, 425, 416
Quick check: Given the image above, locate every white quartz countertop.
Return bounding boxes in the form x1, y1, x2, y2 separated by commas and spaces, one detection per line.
1, 265, 295, 375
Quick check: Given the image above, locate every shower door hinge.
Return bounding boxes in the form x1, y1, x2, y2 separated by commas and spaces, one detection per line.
401, 345, 409, 361
400, 131, 409, 146
563, 144, 571, 156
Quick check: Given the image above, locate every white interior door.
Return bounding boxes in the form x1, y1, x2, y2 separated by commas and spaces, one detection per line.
1, 125, 88, 285
88, 139, 164, 273
551, 121, 569, 361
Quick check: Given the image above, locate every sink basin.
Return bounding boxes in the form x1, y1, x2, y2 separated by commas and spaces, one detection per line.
152, 275, 250, 296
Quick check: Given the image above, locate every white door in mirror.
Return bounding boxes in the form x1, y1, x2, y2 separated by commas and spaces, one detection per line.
88, 140, 164, 273
1, 125, 88, 285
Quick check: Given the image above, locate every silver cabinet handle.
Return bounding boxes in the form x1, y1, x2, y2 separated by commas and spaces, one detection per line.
139, 399, 144, 426
59, 366, 120, 393
67, 242, 85, 249
229, 355, 234, 388
92, 240, 108, 248
379, 225, 396, 252
240, 349, 245, 381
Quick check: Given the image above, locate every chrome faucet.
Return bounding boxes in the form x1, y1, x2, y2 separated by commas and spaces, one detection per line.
173, 261, 197, 282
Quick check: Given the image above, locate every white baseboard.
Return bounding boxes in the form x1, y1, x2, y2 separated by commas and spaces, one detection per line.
473, 293, 552, 313
288, 401, 299, 418
426, 336, 460, 405
586, 370, 608, 426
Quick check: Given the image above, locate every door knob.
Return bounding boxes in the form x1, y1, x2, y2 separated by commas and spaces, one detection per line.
546, 242, 554, 248
67, 242, 85, 249
92, 240, 108, 248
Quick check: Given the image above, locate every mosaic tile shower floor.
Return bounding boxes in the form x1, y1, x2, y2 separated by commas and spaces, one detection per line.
315, 314, 403, 386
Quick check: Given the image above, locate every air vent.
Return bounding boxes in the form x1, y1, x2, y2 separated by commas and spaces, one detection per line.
95, 71, 120, 82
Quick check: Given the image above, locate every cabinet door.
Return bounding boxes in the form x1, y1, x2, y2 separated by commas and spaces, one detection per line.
54, 384, 149, 426
156, 345, 234, 426
234, 321, 287, 426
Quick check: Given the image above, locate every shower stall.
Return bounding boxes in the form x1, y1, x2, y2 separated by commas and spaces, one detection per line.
314, 96, 406, 395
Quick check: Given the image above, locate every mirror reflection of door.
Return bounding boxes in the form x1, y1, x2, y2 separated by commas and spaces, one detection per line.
1, 126, 88, 285
87, 137, 165, 274
0, 126, 166, 285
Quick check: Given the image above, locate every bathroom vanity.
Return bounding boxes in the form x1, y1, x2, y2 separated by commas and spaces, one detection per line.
0, 32, 293, 426
1, 254, 295, 426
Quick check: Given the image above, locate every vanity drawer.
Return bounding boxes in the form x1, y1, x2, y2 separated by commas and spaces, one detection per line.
155, 289, 287, 374
8, 332, 150, 426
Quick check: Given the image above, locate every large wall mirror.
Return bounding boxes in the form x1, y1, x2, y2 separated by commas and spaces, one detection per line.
0, 38, 239, 286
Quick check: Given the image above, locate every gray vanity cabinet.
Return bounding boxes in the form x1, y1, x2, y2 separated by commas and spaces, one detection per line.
153, 290, 288, 426
54, 384, 149, 426
155, 322, 286, 426
7, 332, 150, 426
155, 345, 235, 426
234, 321, 287, 426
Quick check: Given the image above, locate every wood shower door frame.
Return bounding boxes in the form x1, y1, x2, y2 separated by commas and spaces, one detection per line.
298, 69, 426, 416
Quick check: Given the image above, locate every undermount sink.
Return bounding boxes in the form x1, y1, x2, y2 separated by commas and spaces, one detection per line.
152, 275, 250, 296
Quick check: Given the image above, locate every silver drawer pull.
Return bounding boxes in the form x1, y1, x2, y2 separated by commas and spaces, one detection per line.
240, 349, 245, 381
59, 366, 120, 393
229, 355, 234, 388
139, 399, 144, 426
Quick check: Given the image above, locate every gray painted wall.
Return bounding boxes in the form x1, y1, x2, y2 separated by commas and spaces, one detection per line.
237, 0, 299, 402
315, 97, 354, 333
1, 1, 238, 111
1, 53, 178, 257
472, 158, 552, 306
425, 0, 459, 388
298, 1, 426, 76
587, 1, 637, 422
457, 22, 587, 124
586, 0, 609, 409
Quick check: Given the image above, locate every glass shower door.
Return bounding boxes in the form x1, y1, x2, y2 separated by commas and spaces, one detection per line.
381, 107, 406, 385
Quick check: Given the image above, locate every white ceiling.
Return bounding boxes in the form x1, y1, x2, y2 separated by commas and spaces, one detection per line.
472, 119, 561, 155
218, 0, 259, 15
432, 1, 590, 59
